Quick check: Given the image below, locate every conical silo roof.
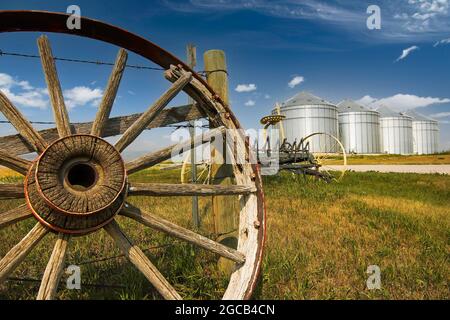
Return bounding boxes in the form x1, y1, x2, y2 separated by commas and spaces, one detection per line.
376, 105, 410, 118
404, 110, 438, 123
337, 99, 372, 113
282, 91, 334, 108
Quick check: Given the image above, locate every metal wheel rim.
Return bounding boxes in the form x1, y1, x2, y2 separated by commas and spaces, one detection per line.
0, 10, 266, 300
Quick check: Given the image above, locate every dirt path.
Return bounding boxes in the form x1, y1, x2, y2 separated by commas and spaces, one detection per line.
329, 165, 450, 175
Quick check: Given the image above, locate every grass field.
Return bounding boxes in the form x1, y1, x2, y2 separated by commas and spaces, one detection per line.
330, 152, 450, 165
0, 168, 448, 300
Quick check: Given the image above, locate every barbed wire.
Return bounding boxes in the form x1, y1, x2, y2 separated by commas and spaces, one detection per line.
0, 120, 55, 125
0, 49, 165, 71
0, 120, 208, 129
73, 243, 173, 266
6, 277, 127, 289
0, 49, 227, 76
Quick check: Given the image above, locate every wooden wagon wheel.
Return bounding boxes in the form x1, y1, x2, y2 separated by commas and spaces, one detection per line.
180, 149, 213, 185
302, 132, 347, 182
0, 11, 265, 300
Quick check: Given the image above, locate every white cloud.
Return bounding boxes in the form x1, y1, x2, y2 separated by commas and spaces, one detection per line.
356, 95, 378, 106
395, 46, 419, 62
164, 0, 450, 42
429, 111, 450, 118
434, 37, 450, 46
357, 93, 450, 112
63, 86, 103, 109
264, 94, 271, 99
0, 88, 48, 109
288, 76, 305, 88
244, 99, 256, 106
0, 73, 34, 91
235, 84, 257, 93
0, 72, 105, 111
0, 73, 48, 109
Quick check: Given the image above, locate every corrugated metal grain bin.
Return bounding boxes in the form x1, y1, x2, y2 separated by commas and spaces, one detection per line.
275, 92, 339, 152
405, 110, 439, 155
337, 99, 381, 154
377, 106, 413, 155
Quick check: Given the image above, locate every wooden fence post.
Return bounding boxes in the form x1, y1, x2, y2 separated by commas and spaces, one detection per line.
203, 50, 238, 274
187, 44, 200, 229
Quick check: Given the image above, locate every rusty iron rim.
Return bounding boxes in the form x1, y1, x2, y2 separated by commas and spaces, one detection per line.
24, 160, 127, 235
34, 134, 127, 217
1, 10, 266, 299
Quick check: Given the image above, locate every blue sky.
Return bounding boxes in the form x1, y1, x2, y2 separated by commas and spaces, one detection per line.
0, 0, 449, 155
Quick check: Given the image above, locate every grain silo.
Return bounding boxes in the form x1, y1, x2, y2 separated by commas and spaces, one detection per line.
337, 99, 381, 154
275, 92, 339, 152
405, 110, 439, 155
377, 106, 413, 155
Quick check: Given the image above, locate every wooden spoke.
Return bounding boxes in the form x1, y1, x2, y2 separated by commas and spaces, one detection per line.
91, 49, 128, 137
128, 182, 256, 197
0, 223, 49, 284
0, 151, 30, 175
37, 233, 70, 300
0, 103, 205, 157
0, 183, 25, 199
37, 35, 72, 138
120, 204, 246, 264
0, 205, 33, 229
126, 126, 225, 174
115, 71, 193, 152
0, 91, 48, 153
104, 220, 182, 300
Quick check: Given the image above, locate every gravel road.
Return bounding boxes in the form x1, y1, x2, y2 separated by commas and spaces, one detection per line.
328, 165, 450, 175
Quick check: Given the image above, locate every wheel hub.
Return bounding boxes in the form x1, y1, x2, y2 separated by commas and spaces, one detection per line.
25, 135, 127, 235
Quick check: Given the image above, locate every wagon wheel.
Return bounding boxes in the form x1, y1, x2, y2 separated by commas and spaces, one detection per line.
0, 11, 265, 300
302, 132, 347, 182
180, 152, 212, 185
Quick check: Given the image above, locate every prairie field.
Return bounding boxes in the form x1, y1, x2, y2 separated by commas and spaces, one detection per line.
327, 152, 450, 165
0, 167, 448, 300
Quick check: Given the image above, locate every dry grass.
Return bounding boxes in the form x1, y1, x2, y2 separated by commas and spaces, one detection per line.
0, 167, 20, 177
333, 152, 450, 165
0, 168, 448, 300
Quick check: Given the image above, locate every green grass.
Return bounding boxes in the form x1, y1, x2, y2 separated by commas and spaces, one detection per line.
334, 152, 450, 165
0, 169, 448, 300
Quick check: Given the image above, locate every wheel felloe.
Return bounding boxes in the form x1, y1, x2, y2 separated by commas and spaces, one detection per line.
25, 135, 127, 235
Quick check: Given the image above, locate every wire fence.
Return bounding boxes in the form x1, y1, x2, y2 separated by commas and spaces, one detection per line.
0, 49, 227, 76
0, 48, 224, 130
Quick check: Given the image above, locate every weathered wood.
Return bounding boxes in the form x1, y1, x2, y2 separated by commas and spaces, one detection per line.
0, 104, 206, 156
26, 157, 125, 235
37, 35, 72, 138
186, 43, 200, 229
0, 205, 33, 229
35, 135, 125, 215
126, 126, 225, 174
0, 91, 48, 153
0, 151, 30, 175
0, 223, 49, 284
120, 204, 245, 264
115, 71, 193, 152
204, 50, 237, 274
104, 220, 182, 300
148, 65, 268, 300
128, 182, 256, 197
203, 50, 229, 104
37, 233, 70, 300
91, 49, 128, 137
0, 183, 25, 199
